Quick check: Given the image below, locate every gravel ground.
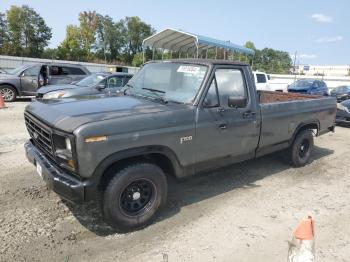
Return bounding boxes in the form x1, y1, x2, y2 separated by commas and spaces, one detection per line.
0, 101, 349, 262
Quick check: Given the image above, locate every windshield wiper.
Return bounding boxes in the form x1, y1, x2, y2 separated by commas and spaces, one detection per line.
142, 87, 165, 93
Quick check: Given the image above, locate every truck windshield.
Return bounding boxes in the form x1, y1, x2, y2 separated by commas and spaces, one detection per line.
126, 62, 208, 104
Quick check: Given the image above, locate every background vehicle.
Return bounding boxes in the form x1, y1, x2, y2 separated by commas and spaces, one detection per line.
24, 60, 336, 231
287, 79, 328, 96
336, 99, 350, 125
0, 63, 90, 102
253, 71, 270, 91
36, 72, 133, 99
330, 85, 350, 102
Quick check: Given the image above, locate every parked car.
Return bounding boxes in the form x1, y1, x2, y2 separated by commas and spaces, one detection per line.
336, 99, 350, 125
24, 59, 336, 231
287, 79, 328, 96
330, 85, 350, 102
253, 71, 270, 91
0, 63, 90, 102
36, 72, 133, 99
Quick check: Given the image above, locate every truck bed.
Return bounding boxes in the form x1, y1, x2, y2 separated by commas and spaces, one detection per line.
256, 91, 336, 156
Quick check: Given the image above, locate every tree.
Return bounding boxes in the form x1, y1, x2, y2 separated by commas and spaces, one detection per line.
58, 25, 85, 61
79, 11, 99, 59
120, 16, 155, 64
5, 5, 52, 57
95, 15, 124, 62
0, 12, 8, 54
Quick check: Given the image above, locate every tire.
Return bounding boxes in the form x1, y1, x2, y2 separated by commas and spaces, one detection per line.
288, 129, 314, 167
0, 85, 17, 102
102, 162, 167, 231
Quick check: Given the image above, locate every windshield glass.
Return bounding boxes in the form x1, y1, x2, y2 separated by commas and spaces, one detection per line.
126, 62, 207, 104
75, 73, 107, 87
334, 86, 350, 93
290, 80, 313, 89
7, 65, 31, 75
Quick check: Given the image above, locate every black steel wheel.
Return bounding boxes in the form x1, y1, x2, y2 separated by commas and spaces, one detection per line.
288, 129, 314, 167
103, 162, 167, 231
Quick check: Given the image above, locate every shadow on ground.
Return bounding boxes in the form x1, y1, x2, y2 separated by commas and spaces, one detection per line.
65, 145, 334, 236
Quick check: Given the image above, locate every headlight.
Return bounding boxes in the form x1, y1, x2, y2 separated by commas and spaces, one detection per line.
53, 134, 76, 171
337, 103, 350, 113
43, 91, 66, 99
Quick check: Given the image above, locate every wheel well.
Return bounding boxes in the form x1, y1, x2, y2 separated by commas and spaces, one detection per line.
0, 83, 19, 95
98, 153, 176, 193
291, 122, 319, 145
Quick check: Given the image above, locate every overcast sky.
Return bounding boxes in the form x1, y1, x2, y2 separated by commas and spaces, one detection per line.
2, 0, 349, 65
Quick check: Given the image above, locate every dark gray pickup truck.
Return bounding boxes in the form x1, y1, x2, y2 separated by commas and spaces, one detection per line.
24, 59, 336, 231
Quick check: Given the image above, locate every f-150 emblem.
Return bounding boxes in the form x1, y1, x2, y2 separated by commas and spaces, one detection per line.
180, 136, 192, 144
33, 132, 39, 139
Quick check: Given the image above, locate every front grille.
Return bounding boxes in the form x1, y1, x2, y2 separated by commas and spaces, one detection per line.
25, 114, 54, 158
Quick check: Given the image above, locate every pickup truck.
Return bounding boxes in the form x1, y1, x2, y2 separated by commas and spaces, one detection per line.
24, 59, 336, 231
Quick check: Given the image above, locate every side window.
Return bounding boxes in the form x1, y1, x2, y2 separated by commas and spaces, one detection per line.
215, 68, 247, 107
313, 81, 319, 88
50, 66, 69, 76
107, 76, 123, 88
67, 67, 86, 75
22, 66, 41, 77
203, 79, 219, 107
256, 73, 266, 83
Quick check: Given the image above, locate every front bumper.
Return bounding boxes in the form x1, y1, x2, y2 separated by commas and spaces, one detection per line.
25, 139, 89, 203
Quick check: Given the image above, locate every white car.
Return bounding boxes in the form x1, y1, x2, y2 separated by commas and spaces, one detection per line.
253, 71, 271, 91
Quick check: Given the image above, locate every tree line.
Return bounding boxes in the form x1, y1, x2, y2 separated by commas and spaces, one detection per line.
0, 5, 292, 73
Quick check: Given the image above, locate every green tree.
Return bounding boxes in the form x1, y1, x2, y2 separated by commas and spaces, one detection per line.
58, 25, 86, 61
0, 12, 8, 54
95, 15, 124, 62
120, 16, 155, 64
79, 11, 99, 59
5, 5, 51, 57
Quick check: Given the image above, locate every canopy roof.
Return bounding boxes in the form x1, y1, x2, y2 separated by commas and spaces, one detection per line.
142, 28, 255, 56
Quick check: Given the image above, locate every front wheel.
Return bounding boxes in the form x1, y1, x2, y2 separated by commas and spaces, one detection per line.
288, 129, 314, 167
102, 162, 167, 231
0, 85, 17, 102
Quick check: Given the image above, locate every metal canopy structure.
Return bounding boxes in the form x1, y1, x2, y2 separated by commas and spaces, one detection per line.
142, 28, 255, 61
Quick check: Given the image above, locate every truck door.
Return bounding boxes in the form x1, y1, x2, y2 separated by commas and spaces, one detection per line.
20, 65, 41, 95
195, 66, 260, 170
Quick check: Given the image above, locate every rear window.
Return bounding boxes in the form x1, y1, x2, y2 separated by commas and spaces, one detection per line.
256, 73, 267, 83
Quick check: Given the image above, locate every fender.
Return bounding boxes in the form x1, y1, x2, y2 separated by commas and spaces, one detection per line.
91, 145, 185, 183
289, 120, 320, 145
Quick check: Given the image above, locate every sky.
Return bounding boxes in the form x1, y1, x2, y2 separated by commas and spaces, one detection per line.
1, 0, 349, 65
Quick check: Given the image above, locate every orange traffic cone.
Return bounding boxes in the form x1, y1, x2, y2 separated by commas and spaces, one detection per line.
0, 93, 7, 109
288, 216, 315, 262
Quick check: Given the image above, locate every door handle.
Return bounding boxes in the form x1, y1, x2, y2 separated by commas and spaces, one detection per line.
217, 107, 226, 114
243, 111, 256, 118
218, 123, 227, 130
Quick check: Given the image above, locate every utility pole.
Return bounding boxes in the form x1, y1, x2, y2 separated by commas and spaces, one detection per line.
293, 51, 297, 80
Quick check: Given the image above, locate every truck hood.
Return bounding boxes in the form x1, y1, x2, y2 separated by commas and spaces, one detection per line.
25, 95, 173, 132
37, 84, 76, 94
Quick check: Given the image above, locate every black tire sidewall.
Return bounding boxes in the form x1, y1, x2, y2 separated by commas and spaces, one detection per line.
291, 130, 314, 167
103, 163, 167, 231
0, 85, 17, 102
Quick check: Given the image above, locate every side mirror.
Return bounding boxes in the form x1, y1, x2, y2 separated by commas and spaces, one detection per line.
228, 96, 247, 108
96, 83, 106, 90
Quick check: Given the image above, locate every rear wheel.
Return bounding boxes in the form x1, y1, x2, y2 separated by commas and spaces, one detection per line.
0, 85, 17, 102
288, 129, 314, 167
102, 162, 167, 231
